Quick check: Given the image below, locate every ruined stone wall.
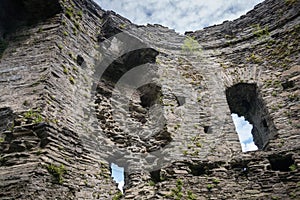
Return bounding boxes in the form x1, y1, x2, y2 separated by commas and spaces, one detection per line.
0, 0, 120, 199
0, 0, 299, 199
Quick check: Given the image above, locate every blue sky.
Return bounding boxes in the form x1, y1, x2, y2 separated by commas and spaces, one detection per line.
96, 0, 264, 33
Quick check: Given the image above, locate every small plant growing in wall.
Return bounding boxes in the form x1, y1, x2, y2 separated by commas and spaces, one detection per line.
74, 21, 80, 30
57, 44, 63, 50
207, 184, 214, 191
112, 191, 122, 200
187, 190, 197, 200
24, 109, 43, 124
119, 24, 127, 29
182, 150, 188, 156
148, 180, 155, 186
166, 179, 198, 199
38, 27, 43, 33
212, 178, 220, 184
47, 164, 66, 184
65, 7, 74, 19
191, 150, 199, 156
63, 65, 69, 74
69, 76, 75, 84
246, 53, 263, 64
252, 24, 270, 39
195, 141, 202, 148
271, 196, 279, 200
165, 179, 183, 199
289, 164, 297, 171
171, 179, 184, 199
181, 36, 202, 56
77, 11, 83, 19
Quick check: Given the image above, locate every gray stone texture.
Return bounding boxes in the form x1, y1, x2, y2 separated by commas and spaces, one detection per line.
0, 0, 299, 199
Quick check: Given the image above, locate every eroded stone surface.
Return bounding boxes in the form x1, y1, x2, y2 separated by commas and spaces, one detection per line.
0, 0, 299, 199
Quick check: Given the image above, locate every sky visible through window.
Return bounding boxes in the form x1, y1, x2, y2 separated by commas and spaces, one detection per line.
231, 114, 258, 152
111, 163, 124, 192
97, 0, 262, 191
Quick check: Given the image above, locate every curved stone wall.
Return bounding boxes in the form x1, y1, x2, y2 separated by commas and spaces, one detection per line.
0, 0, 299, 199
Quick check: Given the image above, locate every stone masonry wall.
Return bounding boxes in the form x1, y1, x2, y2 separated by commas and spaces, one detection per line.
0, 0, 299, 199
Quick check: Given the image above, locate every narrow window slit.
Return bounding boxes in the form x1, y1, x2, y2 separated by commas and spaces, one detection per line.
110, 163, 125, 193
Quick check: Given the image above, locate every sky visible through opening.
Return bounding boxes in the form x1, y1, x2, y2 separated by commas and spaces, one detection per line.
111, 163, 124, 192
231, 114, 258, 152
99, 0, 263, 191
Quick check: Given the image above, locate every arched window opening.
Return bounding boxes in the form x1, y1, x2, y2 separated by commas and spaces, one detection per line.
226, 83, 276, 151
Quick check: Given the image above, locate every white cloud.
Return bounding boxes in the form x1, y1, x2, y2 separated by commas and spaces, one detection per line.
96, 0, 264, 33
232, 114, 253, 142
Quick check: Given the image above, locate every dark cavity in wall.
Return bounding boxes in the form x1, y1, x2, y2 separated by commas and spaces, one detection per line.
225, 83, 277, 150
268, 154, 295, 172
150, 169, 162, 183
138, 83, 162, 108
203, 126, 210, 133
189, 164, 207, 176
187, 162, 223, 176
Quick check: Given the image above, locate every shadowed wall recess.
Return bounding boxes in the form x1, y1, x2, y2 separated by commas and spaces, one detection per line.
0, 0, 61, 36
